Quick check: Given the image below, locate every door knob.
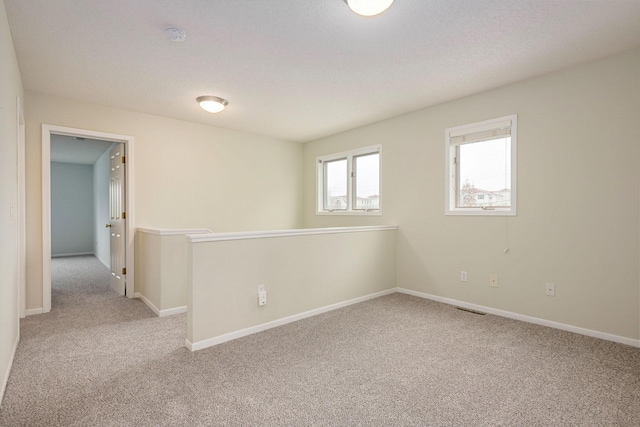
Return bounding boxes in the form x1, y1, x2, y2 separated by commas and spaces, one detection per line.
105, 224, 112, 228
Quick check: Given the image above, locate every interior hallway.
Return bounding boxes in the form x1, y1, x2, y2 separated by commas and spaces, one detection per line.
0, 256, 185, 425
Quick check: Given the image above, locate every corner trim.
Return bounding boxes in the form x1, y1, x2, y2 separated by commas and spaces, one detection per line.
134, 293, 186, 318
397, 288, 640, 348
159, 306, 187, 317
1, 333, 19, 405
25, 308, 43, 316
186, 288, 397, 351
134, 292, 160, 316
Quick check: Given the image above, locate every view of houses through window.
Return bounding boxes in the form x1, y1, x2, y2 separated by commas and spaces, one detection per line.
459, 179, 511, 208
319, 146, 381, 213
446, 114, 516, 215
457, 136, 511, 208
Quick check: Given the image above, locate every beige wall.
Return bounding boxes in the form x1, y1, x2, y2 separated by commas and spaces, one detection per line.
136, 228, 210, 314
160, 234, 191, 310
24, 92, 303, 310
188, 227, 397, 346
0, 0, 24, 402
134, 231, 162, 311
303, 50, 640, 341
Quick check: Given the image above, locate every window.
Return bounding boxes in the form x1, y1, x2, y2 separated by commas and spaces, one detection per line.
317, 145, 381, 214
445, 115, 517, 216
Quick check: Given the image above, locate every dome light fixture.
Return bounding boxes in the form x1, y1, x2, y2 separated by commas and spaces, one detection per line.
196, 96, 229, 113
345, 0, 394, 16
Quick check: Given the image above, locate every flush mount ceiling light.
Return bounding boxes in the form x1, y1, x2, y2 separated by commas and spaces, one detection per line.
196, 96, 229, 113
345, 0, 394, 16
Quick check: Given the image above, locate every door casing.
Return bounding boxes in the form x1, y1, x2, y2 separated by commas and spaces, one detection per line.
17, 97, 25, 318
41, 124, 135, 313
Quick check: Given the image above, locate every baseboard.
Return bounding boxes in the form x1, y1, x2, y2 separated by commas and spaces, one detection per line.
1, 333, 19, 406
97, 257, 109, 269
397, 288, 640, 348
134, 292, 160, 316
159, 306, 187, 317
186, 288, 397, 351
25, 308, 43, 316
134, 293, 186, 318
51, 251, 94, 258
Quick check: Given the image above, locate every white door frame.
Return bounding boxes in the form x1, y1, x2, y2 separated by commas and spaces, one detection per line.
17, 97, 25, 318
42, 124, 135, 313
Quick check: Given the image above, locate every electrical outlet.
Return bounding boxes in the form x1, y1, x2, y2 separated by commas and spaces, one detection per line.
460, 271, 468, 282
258, 285, 267, 306
490, 274, 498, 287
545, 283, 555, 296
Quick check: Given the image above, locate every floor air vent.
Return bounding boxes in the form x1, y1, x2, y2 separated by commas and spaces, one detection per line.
455, 307, 486, 315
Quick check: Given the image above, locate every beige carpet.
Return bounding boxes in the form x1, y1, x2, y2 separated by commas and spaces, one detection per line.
1, 255, 639, 426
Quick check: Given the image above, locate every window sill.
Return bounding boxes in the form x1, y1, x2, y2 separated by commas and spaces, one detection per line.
316, 210, 382, 216
445, 208, 516, 216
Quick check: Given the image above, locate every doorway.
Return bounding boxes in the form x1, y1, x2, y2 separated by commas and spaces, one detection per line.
41, 125, 135, 313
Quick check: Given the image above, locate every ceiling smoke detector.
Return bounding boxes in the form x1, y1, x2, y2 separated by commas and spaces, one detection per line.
165, 27, 187, 43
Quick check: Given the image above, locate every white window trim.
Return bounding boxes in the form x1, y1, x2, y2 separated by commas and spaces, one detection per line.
445, 114, 517, 216
316, 144, 382, 216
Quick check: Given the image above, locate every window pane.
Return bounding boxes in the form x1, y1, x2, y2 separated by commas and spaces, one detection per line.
324, 158, 347, 210
354, 153, 380, 210
458, 137, 510, 208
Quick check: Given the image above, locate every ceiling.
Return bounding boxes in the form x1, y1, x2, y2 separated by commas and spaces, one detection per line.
5, 0, 640, 143
50, 135, 113, 164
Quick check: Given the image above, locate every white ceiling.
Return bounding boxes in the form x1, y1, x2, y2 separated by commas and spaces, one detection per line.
5, 0, 640, 142
50, 135, 113, 164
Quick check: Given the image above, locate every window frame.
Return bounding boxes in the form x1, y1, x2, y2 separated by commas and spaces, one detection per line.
316, 144, 382, 216
444, 114, 517, 216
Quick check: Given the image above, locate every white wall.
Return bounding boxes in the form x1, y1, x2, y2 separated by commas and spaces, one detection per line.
24, 93, 304, 310
93, 146, 112, 267
50, 162, 94, 256
0, 0, 24, 404
303, 50, 640, 341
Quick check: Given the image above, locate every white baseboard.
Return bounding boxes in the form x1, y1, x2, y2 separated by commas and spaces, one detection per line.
134, 292, 160, 316
1, 333, 19, 406
51, 251, 94, 258
25, 308, 43, 316
97, 257, 109, 269
397, 288, 640, 348
186, 288, 397, 351
159, 306, 187, 317
134, 293, 186, 318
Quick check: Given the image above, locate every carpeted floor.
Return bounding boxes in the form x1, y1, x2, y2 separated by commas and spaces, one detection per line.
1, 255, 639, 426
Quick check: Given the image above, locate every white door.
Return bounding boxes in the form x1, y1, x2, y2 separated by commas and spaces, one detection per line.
108, 143, 126, 295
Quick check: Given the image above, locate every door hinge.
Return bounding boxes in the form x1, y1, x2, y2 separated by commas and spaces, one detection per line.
122, 267, 126, 275
122, 211, 126, 219
121, 156, 126, 164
